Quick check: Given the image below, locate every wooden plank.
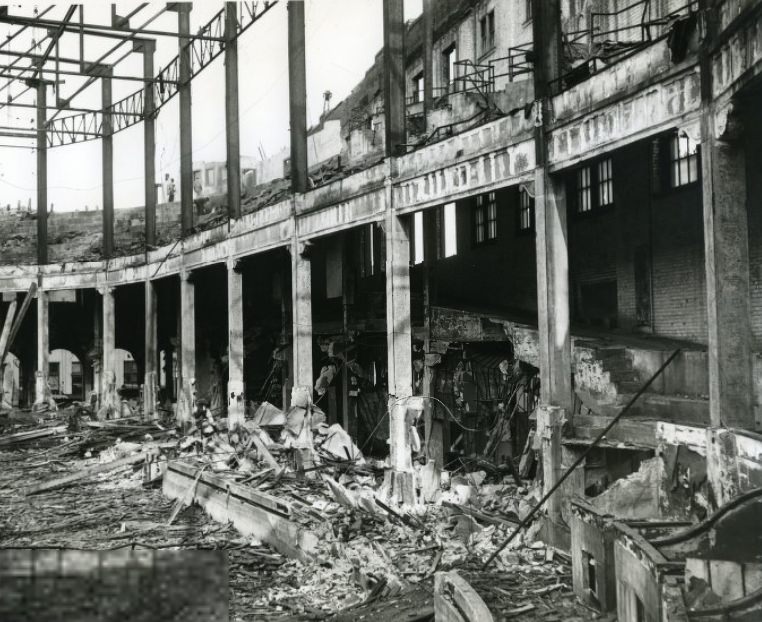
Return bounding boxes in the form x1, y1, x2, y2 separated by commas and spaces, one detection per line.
0, 282, 36, 367
25, 452, 145, 495
0, 425, 67, 447
0, 299, 17, 369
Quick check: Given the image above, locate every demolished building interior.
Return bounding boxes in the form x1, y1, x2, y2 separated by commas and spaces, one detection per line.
0, 0, 761, 620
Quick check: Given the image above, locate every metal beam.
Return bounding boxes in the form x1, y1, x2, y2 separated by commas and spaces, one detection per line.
33, 6, 78, 78
136, 38, 157, 248
287, 0, 308, 194
35, 77, 48, 265
0, 99, 141, 116
102, 69, 114, 258
45, 1, 278, 148
0, 63, 178, 84
178, 3, 194, 236
225, 2, 241, 220
0, 13, 225, 42
383, 0, 406, 157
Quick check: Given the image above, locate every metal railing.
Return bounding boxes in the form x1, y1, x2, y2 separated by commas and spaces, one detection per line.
552, 0, 699, 92
489, 41, 535, 83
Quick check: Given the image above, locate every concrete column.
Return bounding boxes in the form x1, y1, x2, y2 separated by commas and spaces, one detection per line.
35, 77, 47, 265
143, 279, 158, 419
383, 0, 405, 157
291, 237, 313, 393
537, 406, 564, 526
177, 3, 194, 236
227, 258, 245, 428
701, 121, 754, 430
225, 3, 242, 220
102, 70, 114, 258
384, 179, 415, 503
535, 170, 573, 411
178, 271, 196, 425
34, 289, 49, 406
135, 38, 157, 247
100, 285, 118, 418
422, 267, 444, 470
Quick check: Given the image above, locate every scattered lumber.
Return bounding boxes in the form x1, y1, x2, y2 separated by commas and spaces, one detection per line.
24, 451, 145, 495
0, 425, 67, 447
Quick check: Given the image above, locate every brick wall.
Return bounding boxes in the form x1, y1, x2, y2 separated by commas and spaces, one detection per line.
747, 109, 762, 349
569, 137, 708, 343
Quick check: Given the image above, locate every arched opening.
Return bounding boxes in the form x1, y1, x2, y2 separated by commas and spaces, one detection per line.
1, 352, 21, 409
49, 349, 85, 400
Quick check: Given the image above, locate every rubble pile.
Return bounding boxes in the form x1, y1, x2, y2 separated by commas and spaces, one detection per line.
0, 393, 596, 621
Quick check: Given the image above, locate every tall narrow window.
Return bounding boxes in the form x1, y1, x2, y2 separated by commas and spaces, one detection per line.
577, 166, 592, 214
519, 187, 534, 232
526, 0, 533, 21
412, 211, 425, 265
413, 72, 424, 103
480, 11, 495, 54
474, 193, 497, 244
597, 158, 614, 207
440, 202, 457, 258
669, 132, 699, 187
360, 223, 379, 277
442, 44, 457, 89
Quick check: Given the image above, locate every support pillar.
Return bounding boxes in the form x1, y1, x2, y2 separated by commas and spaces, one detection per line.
291, 237, 313, 395
422, 0, 434, 133
34, 77, 47, 265
535, 171, 572, 411
144, 279, 158, 420
385, 179, 415, 504
178, 271, 196, 425
101, 69, 114, 258
701, 111, 754, 430
227, 258, 245, 428
34, 289, 49, 407
287, 0, 307, 194
99, 286, 118, 419
423, 267, 444, 470
537, 406, 564, 526
225, 3, 242, 220
382, 0, 405, 157
135, 38, 157, 247
176, 3, 194, 235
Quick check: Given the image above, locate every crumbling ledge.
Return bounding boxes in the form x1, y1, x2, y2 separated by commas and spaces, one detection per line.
162, 460, 318, 562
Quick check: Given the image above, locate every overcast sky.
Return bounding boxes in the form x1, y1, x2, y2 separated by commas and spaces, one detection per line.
0, 0, 422, 212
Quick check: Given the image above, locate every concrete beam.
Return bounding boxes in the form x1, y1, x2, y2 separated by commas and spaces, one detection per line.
144, 279, 158, 419
34, 289, 49, 406
382, 0, 405, 157
227, 258, 245, 428
178, 3, 194, 236
290, 234, 313, 396
101, 70, 114, 259
225, 2, 241, 221
163, 460, 318, 561
287, 0, 307, 194
701, 116, 754, 429
178, 271, 195, 425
